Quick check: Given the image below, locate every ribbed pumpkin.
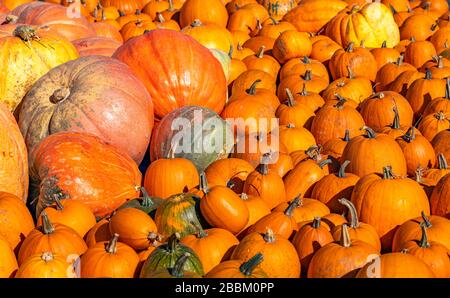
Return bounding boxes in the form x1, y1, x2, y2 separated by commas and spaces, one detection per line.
322, 70, 372, 105
91, 22, 123, 42
0, 25, 78, 111
241, 46, 280, 79
272, 30, 312, 64
229, 80, 280, 112
18, 212, 87, 265
280, 56, 329, 82
351, 166, 431, 250
279, 124, 316, 154
113, 29, 227, 119
0, 235, 18, 278
239, 193, 271, 232
417, 111, 450, 142
0, 103, 28, 203
81, 233, 140, 278
380, 106, 412, 139
423, 154, 450, 185
371, 41, 401, 70
276, 89, 315, 129
72, 36, 122, 57
31, 132, 141, 218
206, 252, 267, 278
140, 233, 204, 277
375, 56, 417, 91
120, 19, 156, 42
423, 77, 450, 116
430, 173, 450, 218
404, 39, 437, 68
180, 227, 239, 274
432, 129, 450, 163
15, 252, 77, 278
307, 224, 380, 278
18, 56, 154, 165
231, 229, 300, 277
310, 35, 342, 65
341, 127, 407, 177
259, 18, 297, 39
322, 130, 351, 159
388, 69, 425, 96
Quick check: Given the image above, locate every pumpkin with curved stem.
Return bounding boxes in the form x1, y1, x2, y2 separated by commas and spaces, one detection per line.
204, 158, 254, 194
229, 55, 248, 85
116, 9, 152, 28
322, 70, 372, 105
232, 69, 276, 95
182, 19, 233, 54
154, 192, 203, 240
277, 70, 329, 102
280, 56, 329, 82
18, 212, 87, 265
120, 19, 156, 41
375, 56, 417, 91
15, 251, 77, 278
311, 96, 365, 146
404, 39, 437, 68
109, 207, 158, 250
200, 175, 249, 234
259, 18, 296, 39
227, 7, 258, 35
229, 80, 280, 112
332, 199, 381, 252
144, 252, 203, 278
37, 197, 96, 238
311, 161, 360, 213
19, 56, 154, 165
180, 0, 227, 28
421, 56, 450, 79
272, 30, 312, 64
243, 157, 286, 209
276, 89, 315, 129
81, 233, 140, 278
392, 212, 450, 251
154, 12, 181, 31
390, 4, 414, 26
117, 187, 164, 215
281, 84, 325, 113
329, 42, 378, 81
351, 166, 431, 250
100, 0, 145, 15
371, 41, 401, 70
0, 235, 18, 278
232, 42, 255, 60
273, 196, 330, 224
322, 130, 351, 159
341, 127, 407, 177
181, 227, 239, 274
231, 229, 300, 277
242, 46, 280, 79
31, 132, 141, 218
380, 106, 413, 139
400, 14, 438, 41
307, 224, 380, 278
396, 127, 436, 176
360, 92, 413, 133
430, 173, 450, 218
206, 252, 267, 278
291, 217, 334, 273
389, 69, 425, 96
416, 0, 449, 19
423, 154, 450, 184
140, 233, 204, 277
85, 217, 112, 248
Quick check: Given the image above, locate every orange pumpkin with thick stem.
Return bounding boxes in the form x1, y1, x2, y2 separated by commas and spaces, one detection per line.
310, 35, 342, 66
423, 154, 450, 185
281, 84, 324, 113
276, 89, 315, 129
404, 38, 437, 68
154, 12, 181, 31
392, 211, 450, 251
375, 55, 417, 91
18, 212, 87, 266
322, 68, 372, 105
371, 41, 401, 70
322, 130, 351, 159
350, 166, 431, 251
421, 56, 450, 80
243, 35, 275, 53
31, 132, 141, 218
229, 80, 280, 112
204, 158, 254, 194
430, 173, 450, 218
332, 199, 381, 252
432, 129, 450, 163
280, 56, 329, 82
418, 111, 450, 141
116, 9, 152, 28
206, 252, 268, 278
231, 228, 300, 277
180, 0, 228, 28
341, 127, 408, 177
389, 69, 424, 96
307, 224, 380, 278
120, 19, 156, 41
232, 69, 276, 94
15, 251, 77, 278
272, 30, 312, 64
259, 17, 296, 39
242, 46, 280, 79
380, 106, 412, 139
81, 233, 140, 278
273, 196, 330, 224
277, 70, 329, 102
400, 14, 438, 41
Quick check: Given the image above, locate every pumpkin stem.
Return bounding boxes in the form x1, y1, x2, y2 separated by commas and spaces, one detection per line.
118, 10, 126, 17
237, 42, 243, 51
343, 129, 350, 142
13, 25, 39, 42
41, 212, 55, 234
106, 233, 119, 254
302, 70, 312, 81
199, 172, 209, 194
418, 223, 430, 248
400, 248, 409, 254
389, 4, 397, 14
445, 77, 450, 100
256, 46, 265, 58
434, 111, 446, 121
284, 197, 300, 217
381, 41, 387, 48
258, 154, 270, 175
52, 195, 64, 211
334, 94, 347, 109
135, 9, 141, 15
396, 55, 404, 66
140, 187, 155, 207
156, 12, 165, 23
228, 45, 233, 59
312, 217, 321, 229
239, 252, 264, 276
168, 233, 181, 252
263, 228, 275, 243
50, 87, 71, 104
268, 16, 278, 25
339, 198, 359, 228
345, 42, 354, 53
169, 253, 190, 277
425, 68, 432, 80
299, 83, 308, 96
431, 22, 438, 32
302, 56, 311, 64
246, 80, 261, 95
421, 211, 432, 228
168, 0, 174, 10
437, 153, 448, 169
285, 88, 296, 107
382, 166, 394, 179
340, 224, 352, 248
413, 114, 423, 128
392, 106, 400, 129
410, 36, 416, 43
337, 160, 350, 178
41, 252, 54, 262
191, 19, 202, 27
402, 126, 416, 143
318, 159, 332, 169
361, 126, 377, 139
346, 65, 355, 79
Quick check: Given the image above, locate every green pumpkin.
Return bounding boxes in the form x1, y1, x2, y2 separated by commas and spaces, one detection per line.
140, 234, 204, 277
143, 253, 202, 278
154, 193, 204, 239
117, 187, 164, 216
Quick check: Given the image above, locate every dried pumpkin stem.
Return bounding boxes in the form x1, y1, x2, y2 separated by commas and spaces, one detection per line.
53, 195, 64, 211
246, 80, 261, 95
392, 106, 400, 129
41, 252, 54, 262
256, 46, 265, 58
263, 228, 275, 243
284, 197, 300, 217
41, 212, 55, 234
106, 233, 119, 254
140, 187, 154, 207
419, 224, 431, 248
340, 224, 352, 248
343, 129, 350, 142
437, 153, 448, 170
302, 56, 310, 64
240, 253, 264, 276
299, 83, 308, 96
312, 217, 321, 229
402, 126, 416, 143
381, 41, 387, 48
318, 159, 332, 169
361, 126, 377, 139
302, 70, 312, 81
339, 198, 359, 228
425, 68, 432, 80
338, 160, 351, 178
156, 12, 165, 23
421, 211, 432, 228
285, 88, 296, 107
199, 172, 209, 194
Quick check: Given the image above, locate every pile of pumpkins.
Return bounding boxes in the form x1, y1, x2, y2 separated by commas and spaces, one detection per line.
0, 0, 450, 278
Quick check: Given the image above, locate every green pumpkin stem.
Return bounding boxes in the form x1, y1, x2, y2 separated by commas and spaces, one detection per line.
382, 166, 394, 179
338, 160, 351, 178
168, 233, 181, 252
256, 46, 265, 58
284, 197, 300, 217
425, 68, 432, 80
41, 212, 55, 234
312, 217, 321, 229
421, 211, 432, 228
246, 80, 261, 95
140, 187, 154, 207
340, 224, 352, 248
318, 159, 332, 169
362, 126, 377, 139
169, 253, 190, 277
419, 224, 430, 248
339, 198, 359, 228
437, 153, 448, 169
285, 88, 296, 107
240, 253, 264, 276
106, 233, 119, 254
199, 172, 209, 194
413, 114, 423, 128
402, 126, 416, 143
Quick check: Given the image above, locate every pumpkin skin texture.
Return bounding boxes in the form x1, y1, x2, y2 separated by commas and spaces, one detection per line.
143, 158, 199, 199
0, 192, 34, 254
0, 235, 18, 278
204, 158, 254, 194
272, 30, 312, 64
231, 229, 300, 278
182, 19, 233, 54
206, 252, 268, 278
432, 129, 450, 163
180, 0, 228, 28
282, 0, 347, 33
0, 25, 79, 112
341, 127, 407, 177
356, 252, 435, 278
326, 3, 400, 48
0, 103, 28, 203
307, 224, 380, 278
19, 56, 153, 165
113, 29, 227, 120
81, 233, 140, 278
403, 40, 437, 69
430, 173, 450, 218
181, 228, 239, 274
154, 193, 203, 240
15, 2, 95, 41
375, 56, 417, 91
350, 167, 431, 251
18, 213, 87, 266
400, 14, 437, 41
15, 252, 77, 278
329, 43, 378, 81
30, 132, 141, 218
72, 37, 122, 57
91, 22, 123, 43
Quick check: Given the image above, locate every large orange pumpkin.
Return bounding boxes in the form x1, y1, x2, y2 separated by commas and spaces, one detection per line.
113, 29, 227, 119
